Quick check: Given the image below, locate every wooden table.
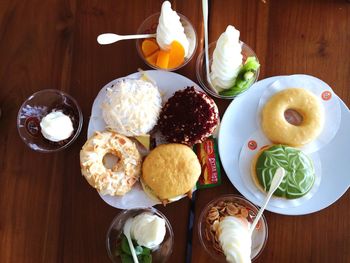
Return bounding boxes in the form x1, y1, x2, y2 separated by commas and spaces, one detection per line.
1, 0, 349, 262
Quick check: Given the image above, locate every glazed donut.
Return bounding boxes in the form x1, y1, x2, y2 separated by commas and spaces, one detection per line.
261, 88, 324, 146
80, 131, 141, 196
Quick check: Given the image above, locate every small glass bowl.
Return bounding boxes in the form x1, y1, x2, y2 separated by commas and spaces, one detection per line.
106, 207, 174, 263
136, 12, 197, 71
198, 194, 268, 262
17, 89, 83, 153
196, 41, 260, 99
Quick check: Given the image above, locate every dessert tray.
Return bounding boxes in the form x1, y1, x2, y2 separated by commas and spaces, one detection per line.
87, 70, 203, 209
219, 75, 350, 215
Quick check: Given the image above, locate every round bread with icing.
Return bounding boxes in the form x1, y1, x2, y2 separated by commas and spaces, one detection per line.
80, 131, 142, 196
251, 145, 315, 199
261, 88, 324, 146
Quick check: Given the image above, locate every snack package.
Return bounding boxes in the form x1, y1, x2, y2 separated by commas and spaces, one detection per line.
194, 136, 221, 188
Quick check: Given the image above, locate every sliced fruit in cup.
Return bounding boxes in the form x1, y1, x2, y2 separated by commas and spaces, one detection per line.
156, 50, 170, 69
142, 39, 159, 57
141, 39, 185, 70
146, 51, 159, 65
168, 41, 185, 69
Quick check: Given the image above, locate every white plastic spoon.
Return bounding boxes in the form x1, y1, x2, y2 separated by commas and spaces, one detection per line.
123, 219, 139, 263
97, 33, 156, 45
250, 167, 285, 233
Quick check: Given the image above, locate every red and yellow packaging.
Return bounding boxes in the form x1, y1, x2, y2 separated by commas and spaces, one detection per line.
193, 137, 221, 188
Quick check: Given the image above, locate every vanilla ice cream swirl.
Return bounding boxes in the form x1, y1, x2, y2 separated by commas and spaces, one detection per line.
156, 1, 189, 57
218, 216, 252, 263
210, 25, 243, 90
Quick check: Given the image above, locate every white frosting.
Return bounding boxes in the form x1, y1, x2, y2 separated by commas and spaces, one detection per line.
156, 1, 189, 57
40, 111, 74, 142
130, 212, 166, 250
210, 25, 243, 90
218, 216, 252, 263
101, 79, 162, 136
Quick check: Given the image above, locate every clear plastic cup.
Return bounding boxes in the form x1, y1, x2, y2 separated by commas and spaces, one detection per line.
196, 41, 260, 99
136, 12, 197, 71
106, 207, 174, 263
198, 194, 268, 262
17, 89, 83, 152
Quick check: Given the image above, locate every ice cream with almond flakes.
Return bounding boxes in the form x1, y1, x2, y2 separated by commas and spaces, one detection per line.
217, 216, 252, 263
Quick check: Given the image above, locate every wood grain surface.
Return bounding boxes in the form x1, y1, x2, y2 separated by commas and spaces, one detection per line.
0, 0, 349, 263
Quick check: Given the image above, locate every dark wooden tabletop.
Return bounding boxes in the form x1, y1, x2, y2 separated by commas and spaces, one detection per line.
1, 0, 349, 262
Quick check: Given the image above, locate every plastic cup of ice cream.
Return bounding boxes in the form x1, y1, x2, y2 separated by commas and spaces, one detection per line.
136, 12, 197, 71
106, 207, 174, 263
17, 89, 83, 153
196, 41, 260, 100
198, 194, 268, 262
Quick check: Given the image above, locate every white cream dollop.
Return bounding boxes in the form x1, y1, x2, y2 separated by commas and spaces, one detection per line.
40, 111, 74, 142
218, 216, 252, 263
210, 25, 243, 91
130, 212, 166, 250
156, 1, 189, 57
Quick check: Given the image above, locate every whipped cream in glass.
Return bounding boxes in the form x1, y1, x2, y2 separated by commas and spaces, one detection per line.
130, 212, 166, 250
40, 111, 74, 142
218, 216, 252, 263
210, 25, 243, 91
156, 1, 189, 57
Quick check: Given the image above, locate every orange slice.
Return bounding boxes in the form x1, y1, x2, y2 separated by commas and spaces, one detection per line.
156, 50, 170, 69
146, 50, 159, 66
168, 41, 185, 69
141, 39, 159, 57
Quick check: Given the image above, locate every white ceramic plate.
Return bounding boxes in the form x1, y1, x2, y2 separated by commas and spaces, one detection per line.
219, 75, 350, 215
87, 70, 202, 209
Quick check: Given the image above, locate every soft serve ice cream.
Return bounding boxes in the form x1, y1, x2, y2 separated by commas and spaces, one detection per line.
140, 1, 194, 69
40, 111, 73, 142
210, 25, 243, 91
130, 212, 166, 250
217, 216, 252, 263
156, 1, 189, 57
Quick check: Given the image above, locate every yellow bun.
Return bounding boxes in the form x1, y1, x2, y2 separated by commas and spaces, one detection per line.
142, 143, 201, 200
261, 88, 324, 146
80, 131, 141, 196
